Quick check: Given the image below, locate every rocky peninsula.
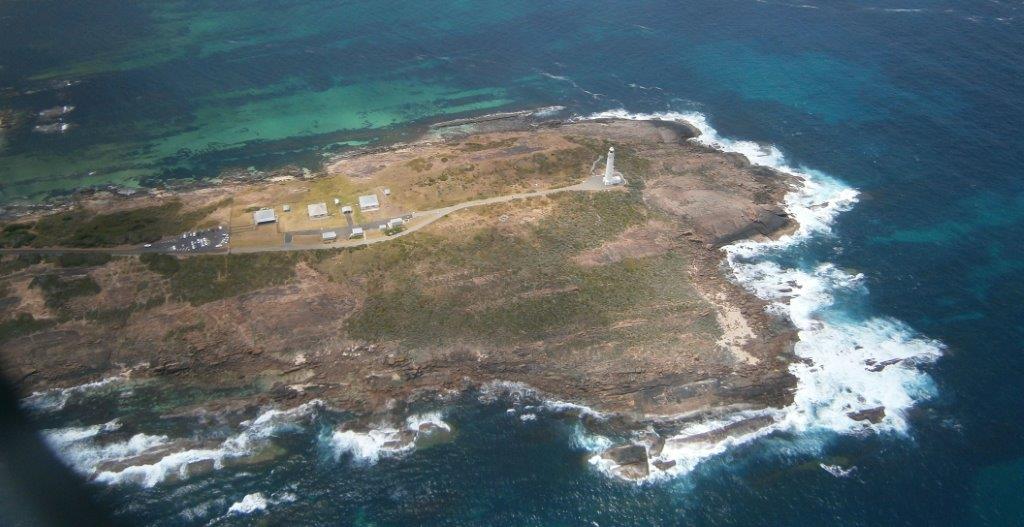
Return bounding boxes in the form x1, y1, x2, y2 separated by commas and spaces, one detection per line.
0, 116, 799, 481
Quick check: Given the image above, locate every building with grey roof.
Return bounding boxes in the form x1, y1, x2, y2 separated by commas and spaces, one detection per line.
358, 194, 380, 212
307, 202, 328, 219
253, 208, 277, 225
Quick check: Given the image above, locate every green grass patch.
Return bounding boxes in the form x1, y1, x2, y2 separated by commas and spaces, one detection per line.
337, 191, 669, 347
460, 137, 518, 152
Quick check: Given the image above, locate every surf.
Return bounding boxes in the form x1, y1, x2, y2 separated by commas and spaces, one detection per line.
576, 109, 944, 482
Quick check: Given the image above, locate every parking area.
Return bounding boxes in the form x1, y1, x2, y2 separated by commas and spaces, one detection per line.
141, 226, 230, 254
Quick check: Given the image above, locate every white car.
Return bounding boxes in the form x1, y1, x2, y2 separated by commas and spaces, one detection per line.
143, 243, 152, 248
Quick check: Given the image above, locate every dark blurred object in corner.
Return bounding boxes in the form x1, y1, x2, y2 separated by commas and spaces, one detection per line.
0, 375, 123, 526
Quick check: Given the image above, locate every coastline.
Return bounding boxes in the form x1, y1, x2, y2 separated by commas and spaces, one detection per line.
0, 106, 568, 222
3, 110, 819, 485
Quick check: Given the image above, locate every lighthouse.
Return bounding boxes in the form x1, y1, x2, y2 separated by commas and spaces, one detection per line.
603, 146, 623, 185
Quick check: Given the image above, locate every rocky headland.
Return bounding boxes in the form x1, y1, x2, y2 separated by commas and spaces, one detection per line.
0, 116, 799, 481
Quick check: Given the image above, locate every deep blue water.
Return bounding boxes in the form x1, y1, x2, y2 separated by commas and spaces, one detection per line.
4, 1, 1024, 525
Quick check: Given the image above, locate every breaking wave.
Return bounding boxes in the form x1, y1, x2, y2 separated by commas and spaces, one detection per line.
326, 411, 452, 465
480, 380, 608, 421
579, 109, 944, 482
23, 375, 126, 412
41, 400, 323, 488
227, 492, 268, 515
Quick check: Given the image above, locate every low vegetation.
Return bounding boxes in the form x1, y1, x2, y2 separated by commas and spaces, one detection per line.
459, 137, 518, 152
54, 253, 113, 268
405, 157, 433, 172
565, 136, 651, 191
321, 191, 713, 349
0, 199, 228, 249
0, 223, 37, 248
0, 313, 54, 344
29, 273, 101, 310
143, 252, 299, 305
0, 254, 42, 274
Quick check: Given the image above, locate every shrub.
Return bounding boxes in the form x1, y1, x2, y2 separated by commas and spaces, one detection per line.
29, 274, 101, 309
55, 252, 112, 268
0, 223, 37, 248
140, 253, 180, 276
31, 199, 226, 248
0, 313, 54, 343
0, 254, 42, 274
164, 252, 298, 305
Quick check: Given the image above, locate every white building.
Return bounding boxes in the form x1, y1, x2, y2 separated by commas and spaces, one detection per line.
322, 231, 337, 242
387, 217, 405, 229
603, 146, 623, 186
358, 194, 380, 212
282, 204, 291, 212
349, 227, 365, 238
341, 205, 353, 214
308, 202, 328, 219
253, 208, 277, 225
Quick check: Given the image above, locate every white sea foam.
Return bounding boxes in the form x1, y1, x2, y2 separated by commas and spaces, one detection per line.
228, 493, 268, 515
41, 420, 174, 481
531, 105, 566, 117
538, 71, 604, 99
45, 400, 322, 488
820, 463, 856, 478
405, 411, 451, 433
97, 400, 322, 487
570, 423, 613, 452
23, 375, 125, 412
479, 380, 607, 421
578, 109, 943, 482
328, 411, 452, 465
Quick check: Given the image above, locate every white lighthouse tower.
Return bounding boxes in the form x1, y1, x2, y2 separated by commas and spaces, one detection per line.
603, 146, 623, 185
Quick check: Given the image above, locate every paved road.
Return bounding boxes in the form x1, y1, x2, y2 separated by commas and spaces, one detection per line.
281, 214, 415, 245
0, 173, 614, 257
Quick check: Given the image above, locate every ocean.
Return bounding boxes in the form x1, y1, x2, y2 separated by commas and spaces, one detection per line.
2, 0, 1023, 525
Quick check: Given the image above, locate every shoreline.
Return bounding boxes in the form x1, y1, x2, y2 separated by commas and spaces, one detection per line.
0, 105, 570, 222
4, 110, 811, 484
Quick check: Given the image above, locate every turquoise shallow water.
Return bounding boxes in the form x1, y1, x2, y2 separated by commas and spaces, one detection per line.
3, 0, 1024, 525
